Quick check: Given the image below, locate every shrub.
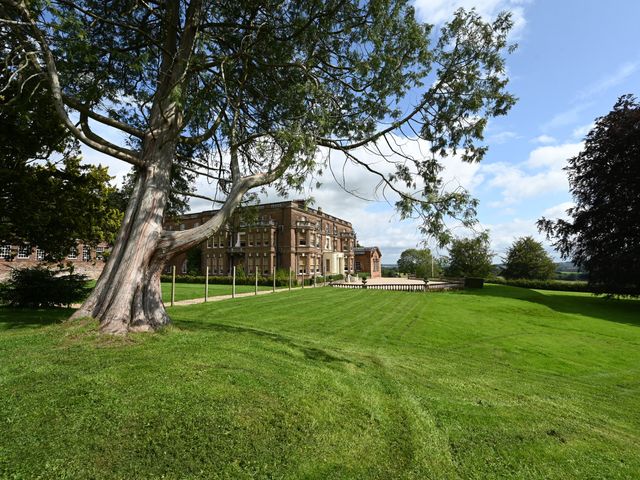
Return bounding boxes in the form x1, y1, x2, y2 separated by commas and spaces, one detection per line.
0, 266, 91, 307
489, 277, 591, 293
464, 277, 485, 289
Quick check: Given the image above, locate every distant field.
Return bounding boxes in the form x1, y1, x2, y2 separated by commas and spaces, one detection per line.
1, 285, 639, 479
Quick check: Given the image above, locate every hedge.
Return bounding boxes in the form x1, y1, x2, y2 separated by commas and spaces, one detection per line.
488, 277, 592, 293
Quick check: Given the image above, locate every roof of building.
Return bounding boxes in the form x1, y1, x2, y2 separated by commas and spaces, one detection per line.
173, 199, 353, 227
354, 246, 382, 257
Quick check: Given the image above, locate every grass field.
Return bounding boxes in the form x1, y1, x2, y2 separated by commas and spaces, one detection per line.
160, 282, 273, 302
1, 285, 639, 479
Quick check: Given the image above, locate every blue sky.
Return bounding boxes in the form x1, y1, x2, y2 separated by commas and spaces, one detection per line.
82, 0, 640, 264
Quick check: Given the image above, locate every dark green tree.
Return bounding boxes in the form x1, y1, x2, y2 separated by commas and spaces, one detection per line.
2, 0, 516, 333
502, 236, 556, 280
445, 232, 493, 278
397, 248, 440, 279
0, 63, 122, 259
538, 95, 640, 296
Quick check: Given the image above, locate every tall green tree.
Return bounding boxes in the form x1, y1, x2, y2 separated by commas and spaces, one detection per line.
2, 0, 516, 333
0, 56, 122, 258
445, 232, 493, 278
538, 95, 640, 296
397, 248, 439, 279
502, 236, 556, 280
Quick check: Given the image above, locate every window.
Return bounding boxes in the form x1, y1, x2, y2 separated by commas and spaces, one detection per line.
67, 247, 77, 260
207, 237, 213, 248
96, 247, 104, 260
248, 234, 253, 247
299, 235, 306, 246
355, 261, 361, 272
325, 236, 331, 250
181, 260, 188, 274
0, 244, 11, 260
373, 259, 380, 272
179, 223, 186, 231
17, 245, 30, 259
82, 246, 91, 261
37, 248, 45, 261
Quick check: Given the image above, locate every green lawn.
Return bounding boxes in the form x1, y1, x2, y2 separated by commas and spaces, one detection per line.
160, 282, 273, 302
1, 285, 639, 479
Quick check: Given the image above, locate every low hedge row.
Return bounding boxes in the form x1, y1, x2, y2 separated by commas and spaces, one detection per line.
489, 277, 592, 292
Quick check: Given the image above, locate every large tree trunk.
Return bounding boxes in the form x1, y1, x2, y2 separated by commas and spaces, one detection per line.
71, 135, 178, 333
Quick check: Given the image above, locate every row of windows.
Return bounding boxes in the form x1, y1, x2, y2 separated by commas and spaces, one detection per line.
0, 244, 104, 261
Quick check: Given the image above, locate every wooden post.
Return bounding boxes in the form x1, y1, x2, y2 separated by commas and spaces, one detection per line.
205, 266, 209, 302
288, 269, 292, 291
255, 269, 258, 295
171, 265, 176, 307
272, 267, 276, 292
232, 266, 236, 298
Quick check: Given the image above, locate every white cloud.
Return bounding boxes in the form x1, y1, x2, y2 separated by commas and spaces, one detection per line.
413, 0, 529, 37
576, 61, 639, 100
488, 130, 519, 144
531, 134, 556, 144
571, 122, 594, 140
541, 201, 574, 220
525, 142, 582, 169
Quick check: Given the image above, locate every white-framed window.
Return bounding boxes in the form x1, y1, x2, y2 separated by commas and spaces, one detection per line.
67, 247, 77, 260
17, 245, 30, 259
82, 246, 91, 261
325, 236, 331, 250
36, 248, 45, 261
96, 247, 104, 260
0, 244, 11, 260
181, 260, 188, 274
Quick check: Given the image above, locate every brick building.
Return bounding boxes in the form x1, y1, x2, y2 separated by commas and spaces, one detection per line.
1, 200, 379, 282
164, 200, 360, 279
354, 246, 382, 278
0, 242, 109, 281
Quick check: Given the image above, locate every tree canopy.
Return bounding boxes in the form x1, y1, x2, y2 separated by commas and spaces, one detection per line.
1, 0, 516, 332
444, 232, 493, 278
0, 62, 122, 258
397, 248, 439, 279
538, 95, 640, 296
501, 236, 555, 280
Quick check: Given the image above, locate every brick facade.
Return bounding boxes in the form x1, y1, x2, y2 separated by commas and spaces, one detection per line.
354, 246, 382, 278
0, 242, 109, 281
164, 200, 360, 279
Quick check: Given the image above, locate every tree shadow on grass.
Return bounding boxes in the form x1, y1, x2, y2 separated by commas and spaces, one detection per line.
466, 285, 640, 327
175, 319, 356, 365
0, 306, 73, 330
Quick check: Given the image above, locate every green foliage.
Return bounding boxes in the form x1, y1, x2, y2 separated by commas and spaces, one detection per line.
3, 0, 517, 246
0, 266, 90, 307
381, 265, 399, 277
0, 154, 123, 259
464, 277, 485, 289
445, 232, 494, 278
539, 95, 640, 296
502, 236, 556, 280
397, 248, 440, 278
490, 277, 591, 293
185, 248, 202, 275
1, 286, 640, 478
